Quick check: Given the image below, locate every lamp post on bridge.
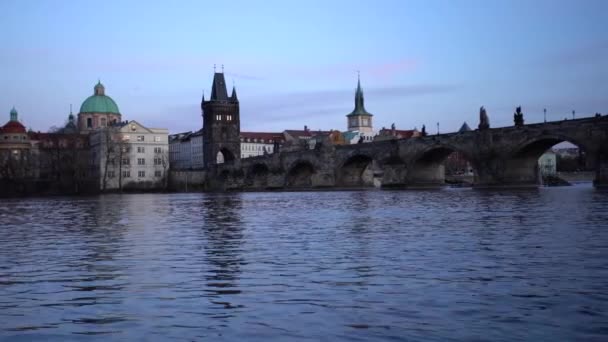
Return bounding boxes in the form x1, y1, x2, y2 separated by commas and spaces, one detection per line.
572, 110, 575, 120
437, 122, 439, 135
544, 108, 547, 123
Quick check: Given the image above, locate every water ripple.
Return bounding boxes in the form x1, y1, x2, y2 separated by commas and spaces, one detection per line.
1, 186, 607, 341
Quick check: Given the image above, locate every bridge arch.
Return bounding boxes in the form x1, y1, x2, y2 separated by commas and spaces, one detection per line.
505, 133, 593, 185
336, 153, 377, 187
408, 143, 477, 186
216, 148, 236, 164
285, 160, 316, 188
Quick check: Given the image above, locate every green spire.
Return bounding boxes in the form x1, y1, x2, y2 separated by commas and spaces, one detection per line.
9, 107, 18, 121
68, 104, 74, 122
347, 73, 373, 117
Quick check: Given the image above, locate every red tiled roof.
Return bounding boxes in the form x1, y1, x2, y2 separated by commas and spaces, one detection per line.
378, 128, 419, 139
1, 120, 26, 134
241, 132, 283, 142
284, 129, 330, 138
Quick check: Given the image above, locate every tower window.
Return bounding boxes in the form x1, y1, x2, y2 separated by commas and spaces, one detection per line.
227, 115, 232, 121
101, 118, 107, 127
87, 118, 92, 128
216, 115, 222, 121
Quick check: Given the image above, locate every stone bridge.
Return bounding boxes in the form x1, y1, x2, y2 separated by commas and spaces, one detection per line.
210, 116, 608, 190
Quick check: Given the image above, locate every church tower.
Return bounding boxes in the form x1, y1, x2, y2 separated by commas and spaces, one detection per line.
346, 75, 374, 133
202, 71, 241, 168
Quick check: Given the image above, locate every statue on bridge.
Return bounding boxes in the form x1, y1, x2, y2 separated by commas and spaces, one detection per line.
421, 124, 427, 136
514, 106, 525, 127
478, 106, 490, 130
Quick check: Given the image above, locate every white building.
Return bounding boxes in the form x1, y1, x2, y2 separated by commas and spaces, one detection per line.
168, 130, 204, 169
169, 131, 193, 169
240, 132, 283, 158
538, 150, 557, 176
90, 120, 169, 191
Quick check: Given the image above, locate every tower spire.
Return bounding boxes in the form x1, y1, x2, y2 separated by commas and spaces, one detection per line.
348, 73, 370, 116
231, 80, 238, 102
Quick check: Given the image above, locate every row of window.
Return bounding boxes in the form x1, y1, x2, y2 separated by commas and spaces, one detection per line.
107, 170, 163, 178
117, 157, 164, 165
215, 114, 234, 122
2, 135, 27, 141
242, 145, 273, 152
122, 135, 163, 142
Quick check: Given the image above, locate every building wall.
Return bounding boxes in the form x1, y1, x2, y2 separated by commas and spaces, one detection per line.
77, 113, 121, 133
538, 151, 557, 176
91, 122, 169, 191
241, 141, 275, 158
191, 133, 204, 169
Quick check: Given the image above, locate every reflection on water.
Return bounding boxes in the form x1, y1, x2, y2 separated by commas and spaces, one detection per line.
1, 186, 607, 341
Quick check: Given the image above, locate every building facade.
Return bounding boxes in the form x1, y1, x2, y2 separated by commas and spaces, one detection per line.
90, 120, 169, 191
202, 72, 240, 166
240, 132, 283, 158
0, 108, 33, 180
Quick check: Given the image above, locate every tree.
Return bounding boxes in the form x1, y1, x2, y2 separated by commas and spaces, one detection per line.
155, 147, 170, 190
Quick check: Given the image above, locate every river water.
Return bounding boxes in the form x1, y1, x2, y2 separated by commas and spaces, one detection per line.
1, 185, 607, 341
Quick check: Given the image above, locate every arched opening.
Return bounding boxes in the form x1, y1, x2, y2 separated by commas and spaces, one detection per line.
248, 163, 269, 189
216, 148, 235, 164
410, 146, 477, 187
337, 155, 376, 187
286, 161, 315, 188
508, 137, 591, 186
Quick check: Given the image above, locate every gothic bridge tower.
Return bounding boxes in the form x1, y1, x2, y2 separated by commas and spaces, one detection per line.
202, 71, 240, 168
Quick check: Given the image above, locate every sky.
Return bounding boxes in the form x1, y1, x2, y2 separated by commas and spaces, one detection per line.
1, 0, 606, 134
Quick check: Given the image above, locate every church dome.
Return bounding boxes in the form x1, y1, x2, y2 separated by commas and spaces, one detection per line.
79, 81, 120, 114
1, 107, 26, 134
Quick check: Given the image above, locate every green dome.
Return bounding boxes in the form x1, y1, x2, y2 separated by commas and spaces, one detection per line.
79, 81, 120, 114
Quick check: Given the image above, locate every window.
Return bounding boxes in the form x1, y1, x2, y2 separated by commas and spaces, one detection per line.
101, 118, 107, 127
123, 135, 130, 141
154, 158, 162, 165
154, 147, 162, 153
122, 158, 130, 165
137, 146, 145, 153
137, 136, 144, 142
154, 136, 161, 142
122, 170, 130, 178
87, 118, 92, 128
138, 170, 145, 178
363, 118, 369, 126
216, 115, 221, 121
137, 158, 145, 165
108, 171, 115, 178
154, 170, 162, 177
108, 158, 115, 166
121, 146, 130, 153
227, 115, 232, 121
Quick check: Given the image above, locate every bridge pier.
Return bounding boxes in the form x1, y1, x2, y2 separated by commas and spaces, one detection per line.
594, 152, 608, 188
407, 161, 446, 188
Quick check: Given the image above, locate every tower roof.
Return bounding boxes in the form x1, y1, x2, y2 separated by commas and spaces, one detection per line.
347, 75, 373, 117
231, 85, 238, 102
458, 121, 472, 132
210, 72, 229, 101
